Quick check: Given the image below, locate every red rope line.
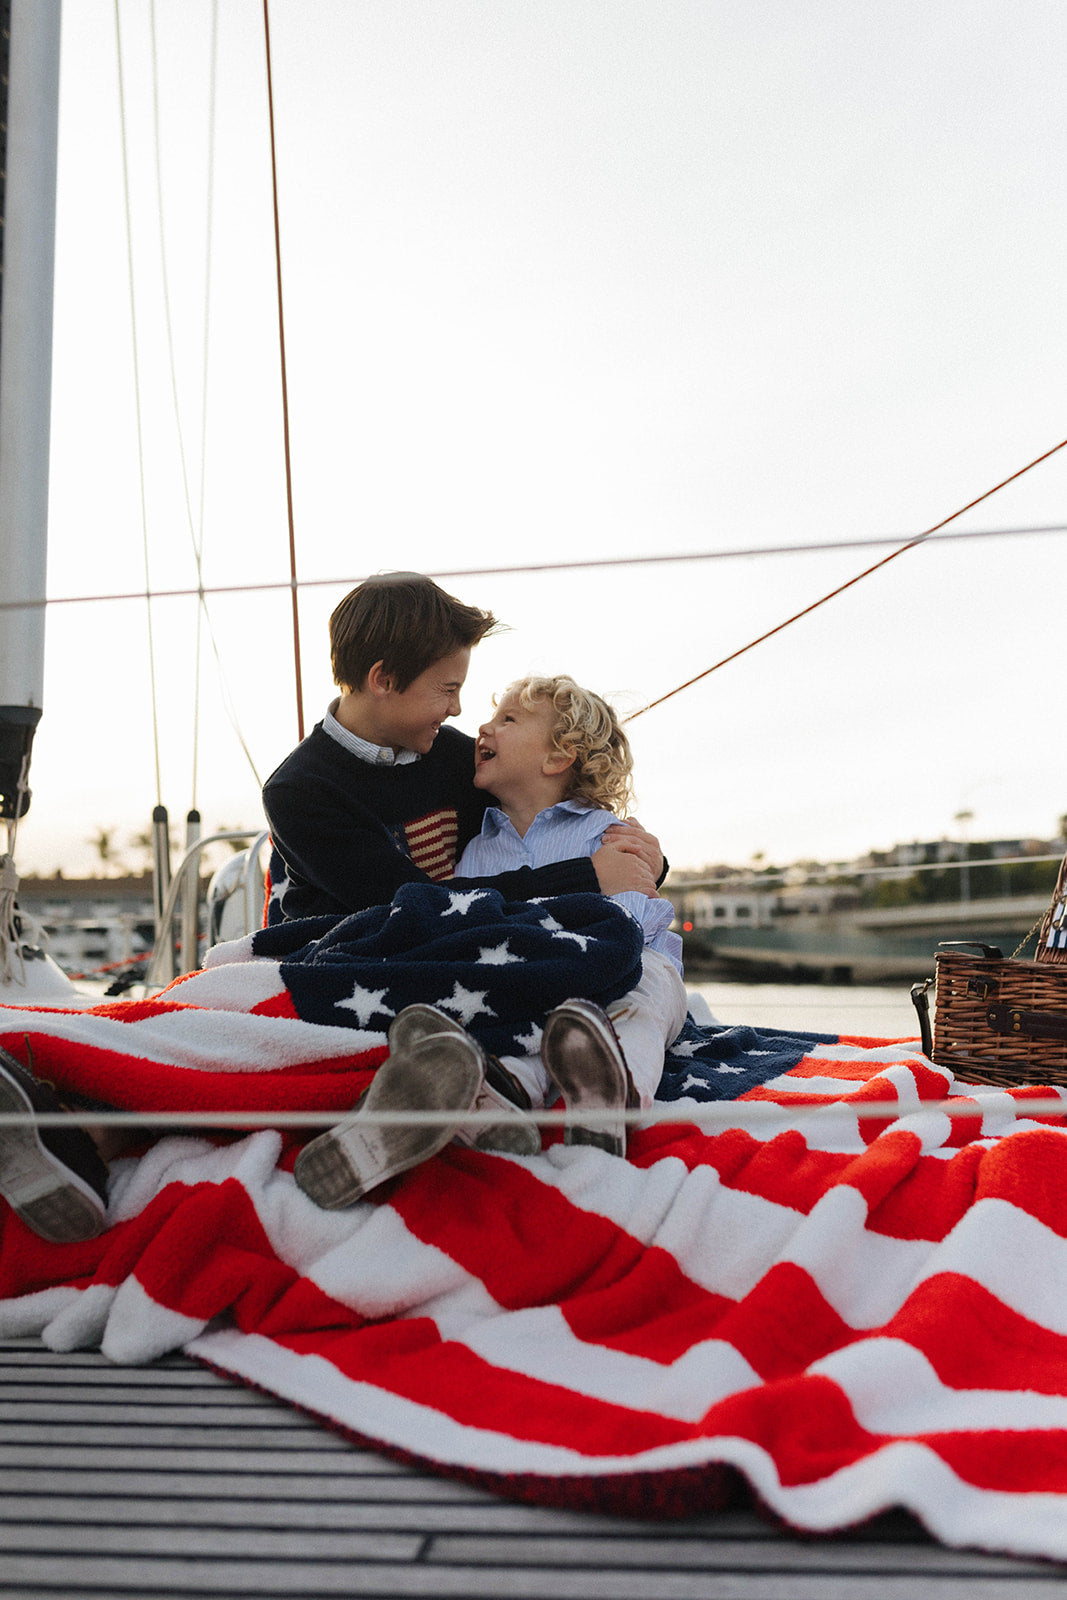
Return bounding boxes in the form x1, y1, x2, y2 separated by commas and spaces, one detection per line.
625, 435, 1067, 722
262, 0, 304, 741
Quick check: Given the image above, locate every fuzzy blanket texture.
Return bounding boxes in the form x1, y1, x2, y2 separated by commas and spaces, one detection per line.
2, 883, 1067, 1562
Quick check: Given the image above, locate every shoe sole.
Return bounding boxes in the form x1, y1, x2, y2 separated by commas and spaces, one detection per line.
455, 1077, 543, 1157
0, 1073, 107, 1244
541, 1007, 629, 1157
294, 1035, 483, 1208
392, 1007, 540, 1158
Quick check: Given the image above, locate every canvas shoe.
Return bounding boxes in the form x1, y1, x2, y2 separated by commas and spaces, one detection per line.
388, 1004, 541, 1158
540, 998, 639, 1158
0, 1046, 110, 1243
293, 1031, 484, 1209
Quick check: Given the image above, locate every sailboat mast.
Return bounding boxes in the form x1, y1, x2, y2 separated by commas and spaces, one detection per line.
0, 0, 62, 824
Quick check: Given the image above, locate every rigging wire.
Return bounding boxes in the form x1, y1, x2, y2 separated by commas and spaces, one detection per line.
148, 0, 202, 803
3, 518, 1064, 616
191, 0, 219, 811
113, 0, 163, 808
147, 0, 261, 796
262, 0, 304, 741
624, 434, 1067, 723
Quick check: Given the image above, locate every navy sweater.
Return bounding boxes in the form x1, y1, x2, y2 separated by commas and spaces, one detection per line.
262, 723, 600, 921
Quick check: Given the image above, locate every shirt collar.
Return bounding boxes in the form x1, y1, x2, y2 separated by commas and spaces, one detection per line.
482, 798, 595, 834
323, 699, 421, 766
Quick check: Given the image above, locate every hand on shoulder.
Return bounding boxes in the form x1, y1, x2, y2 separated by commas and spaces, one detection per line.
600, 817, 664, 881
592, 838, 659, 897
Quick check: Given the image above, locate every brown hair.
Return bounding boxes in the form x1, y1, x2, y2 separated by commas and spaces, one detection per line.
508, 675, 634, 815
329, 572, 499, 692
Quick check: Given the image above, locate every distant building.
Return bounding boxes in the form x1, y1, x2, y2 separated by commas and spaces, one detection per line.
17, 874, 157, 976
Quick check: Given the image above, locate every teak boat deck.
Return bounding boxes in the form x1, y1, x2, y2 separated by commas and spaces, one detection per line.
0, 1336, 1058, 1598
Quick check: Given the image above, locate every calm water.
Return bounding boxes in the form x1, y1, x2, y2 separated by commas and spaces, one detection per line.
688, 980, 923, 1041
79, 976, 923, 1041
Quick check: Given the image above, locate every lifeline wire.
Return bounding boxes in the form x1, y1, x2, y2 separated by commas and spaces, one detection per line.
2, 520, 1064, 616
1, 1097, 1064, 1128
625, 434, 1067, 722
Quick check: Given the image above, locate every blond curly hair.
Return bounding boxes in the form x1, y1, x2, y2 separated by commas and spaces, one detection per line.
507, 675, 634, 816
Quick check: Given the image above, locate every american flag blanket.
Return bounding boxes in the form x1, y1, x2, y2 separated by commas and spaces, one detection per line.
2, 884, 1067, 1561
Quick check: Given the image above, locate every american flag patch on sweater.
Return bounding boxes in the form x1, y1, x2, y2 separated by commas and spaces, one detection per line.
404, 809, 458, 882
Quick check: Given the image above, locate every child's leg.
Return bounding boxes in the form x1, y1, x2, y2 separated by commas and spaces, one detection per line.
497, 1049, 553, 1109
603, 950, 688, 1107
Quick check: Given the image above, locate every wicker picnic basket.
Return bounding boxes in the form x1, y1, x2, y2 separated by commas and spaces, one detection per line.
911, 852, 1067, 1087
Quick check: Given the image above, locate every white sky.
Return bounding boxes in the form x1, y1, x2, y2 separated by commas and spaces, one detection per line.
13, 0, 1067, 878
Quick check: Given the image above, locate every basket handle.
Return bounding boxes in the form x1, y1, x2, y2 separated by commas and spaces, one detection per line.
910, 979, 933, 1058
986, 1003, 1067, 1042
938, 941, 1005, 960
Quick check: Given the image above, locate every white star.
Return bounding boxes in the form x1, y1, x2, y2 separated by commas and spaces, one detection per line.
442, 890, 489, 917
476, 941, 525, 966
551, 928, 590, 951
437, 981, 496, 1026
714, 1063, 746, 1075
681, 1073, 704, 1092
335, 983, 393, 1027
539, 914, 563, 932
512, 1022, 544, 1056
669, 1039, 702, 1059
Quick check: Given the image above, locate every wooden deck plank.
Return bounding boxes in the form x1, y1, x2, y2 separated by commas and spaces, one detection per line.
0, 1564, 1058, 1600
1, 1336, 1062, 1599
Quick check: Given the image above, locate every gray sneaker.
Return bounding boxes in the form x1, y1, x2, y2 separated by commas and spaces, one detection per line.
389, 1004, 541, 1158
540, 999, 638, 1157
293, 1031, 484, 1208
0, 1047, 110, 1243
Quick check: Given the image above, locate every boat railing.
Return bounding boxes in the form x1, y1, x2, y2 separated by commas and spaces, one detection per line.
145, 829, 271, 989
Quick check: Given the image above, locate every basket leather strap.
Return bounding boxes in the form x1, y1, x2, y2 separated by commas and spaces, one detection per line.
985, 1003, 1067, 1042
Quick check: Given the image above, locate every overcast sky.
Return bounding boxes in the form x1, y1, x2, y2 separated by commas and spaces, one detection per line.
14, 0, 1067, 877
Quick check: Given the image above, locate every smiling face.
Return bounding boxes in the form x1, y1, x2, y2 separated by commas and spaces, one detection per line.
474, 689, 573, 811
377, 646, 471, 754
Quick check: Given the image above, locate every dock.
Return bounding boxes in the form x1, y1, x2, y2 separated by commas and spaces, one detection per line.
1, 1336, 1059, 1597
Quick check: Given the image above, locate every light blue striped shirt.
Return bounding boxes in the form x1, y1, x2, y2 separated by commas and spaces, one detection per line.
456, 800, 683, 975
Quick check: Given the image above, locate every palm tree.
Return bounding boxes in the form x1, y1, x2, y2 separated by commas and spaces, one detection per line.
88, 826, 124, 877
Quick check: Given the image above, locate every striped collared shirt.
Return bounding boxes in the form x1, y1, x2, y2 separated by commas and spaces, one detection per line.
457, 800, 683, 974
322, 699, 420, 766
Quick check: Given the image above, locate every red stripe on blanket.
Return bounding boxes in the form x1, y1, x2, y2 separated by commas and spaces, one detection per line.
388, 1150, 735, 1363
0, 1030, 385, 1114
80, 997, 207, 1022
274, 1317, 697, 1457
250, 991, 302, 1018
